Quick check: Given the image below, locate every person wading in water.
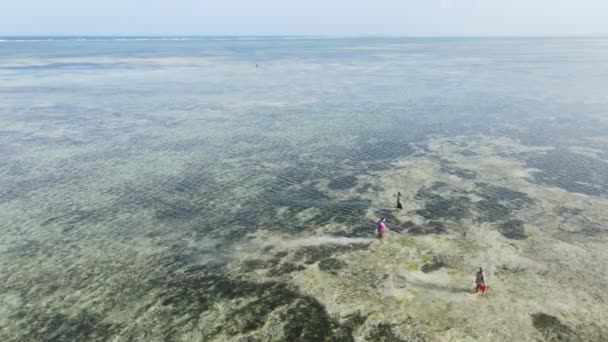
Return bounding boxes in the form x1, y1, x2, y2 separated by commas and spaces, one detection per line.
475, 267, 487, 294
376, 218, 388, 239
396, 192, 403, 209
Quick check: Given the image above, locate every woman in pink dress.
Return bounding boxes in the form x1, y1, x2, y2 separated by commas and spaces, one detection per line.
376, 218, 388, 239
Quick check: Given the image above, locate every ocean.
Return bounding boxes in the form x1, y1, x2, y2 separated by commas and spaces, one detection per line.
1, 37, 607, 341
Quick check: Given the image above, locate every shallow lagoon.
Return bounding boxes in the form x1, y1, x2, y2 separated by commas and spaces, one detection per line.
1, 37, 608, 341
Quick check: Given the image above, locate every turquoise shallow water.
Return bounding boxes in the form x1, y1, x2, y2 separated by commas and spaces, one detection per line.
1, 37, 608, 340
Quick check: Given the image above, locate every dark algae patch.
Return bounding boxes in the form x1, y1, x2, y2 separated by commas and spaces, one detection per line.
475, 183, 533, 207
266, 262, 306, 277
530, 313, 608, 342
414, 184, 471, 221
415, 196, 470, 220
240, 259, 278, 272
527, 150, 608, 197
406, 221, 447, 235
374, 209, 399, 224
531, 313, 576, 342
293, 243, 369, 265
339, 311, 368, 335
356, 183, 374, 194
6, 309, 119, 342
367, 322, 409, 342
233, 177, 373, 236
328, 176, 358, 190
240, 251, 289, 273
150, 264, 358, 341
318, 258, 348, 274
439, 160, 478, 180
498, 220, 527, 240
420, 255, 447, 273
410, 181, 535, 239
458, 150, 477, 157
474, 183, 534, 222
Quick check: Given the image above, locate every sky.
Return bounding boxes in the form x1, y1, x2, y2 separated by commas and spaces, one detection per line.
2, 0, 608, 36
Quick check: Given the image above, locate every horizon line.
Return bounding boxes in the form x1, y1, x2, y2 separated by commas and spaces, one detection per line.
1, 34, 608, 38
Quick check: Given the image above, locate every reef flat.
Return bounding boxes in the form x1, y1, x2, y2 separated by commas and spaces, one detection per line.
1, 37, 608, 341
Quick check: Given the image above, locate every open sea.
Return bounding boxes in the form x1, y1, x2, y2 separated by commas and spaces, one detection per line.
1, 37, 608, 341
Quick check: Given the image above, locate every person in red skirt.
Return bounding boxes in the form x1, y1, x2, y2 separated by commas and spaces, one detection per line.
475, 267, 487, 294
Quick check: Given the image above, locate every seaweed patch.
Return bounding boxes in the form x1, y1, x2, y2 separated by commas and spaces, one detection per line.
6, 309, 119, 342
420, 255, 447, 273
150, 264, 357, 340
531, 313, 576, 341
439, 160, 478, 180
367, 322, 409, 342
473, 183, 533, 223
527, 150, 608, 197
406, 221, 447, 235
318, 258, 348, 274
414, 194, 471, 221
328, 176, 358, 190
293, 243, 369, 265
498, 220, 527, 240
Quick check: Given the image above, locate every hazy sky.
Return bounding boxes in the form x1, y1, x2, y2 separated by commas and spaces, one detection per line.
2, 0, 608, 36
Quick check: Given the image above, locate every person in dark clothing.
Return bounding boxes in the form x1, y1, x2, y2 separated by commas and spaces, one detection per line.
396, 192, 403, 209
